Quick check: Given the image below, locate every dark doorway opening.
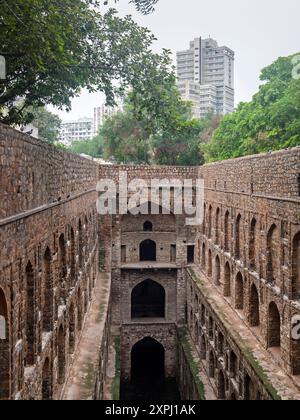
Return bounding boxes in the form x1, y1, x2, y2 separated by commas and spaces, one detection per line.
187, 245, 195, 264
140, 240, 156, 261
120, 337, 180, 400
143, 221, 153, 232
131, 280, 165, 318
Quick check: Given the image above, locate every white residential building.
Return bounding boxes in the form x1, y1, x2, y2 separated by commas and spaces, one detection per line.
177, 37, 235, 118
59, 118, 94, 146
94, 104, 122, 135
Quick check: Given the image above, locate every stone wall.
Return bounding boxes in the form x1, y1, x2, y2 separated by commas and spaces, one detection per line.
1, 121, 300, 400
0, 124, 99, 400
196, 148, 300, 378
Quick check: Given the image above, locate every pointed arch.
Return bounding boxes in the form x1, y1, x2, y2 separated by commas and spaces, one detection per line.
292, 232, 300, 300
143, 221, 153, 232
224, 262, 231, 297
235, 272, 244, 310
25, 261, 35, 366
57, 325, 66, 384
0, 288, 9, 399
201, 243, 206, 270
42, 358, 52, 400
131, 279, 165, 318
224, 211, 230, 252
249, 284, 260, 327
43, 248, 53, 332
218, 370, 226, 399
266, 224, 280, 284
78, 219, 84, 269
208, 351, 215, 378
208, 249, 212, 278
249, 218, 257, 270
69, 303, 75, 354
140, 239, 156, 262
268, 302, 281, 348
215, 255, 221, 286
215, 207, 220, 245
235, 214, 242, 260
131, 337, 165, 382
208, 205, 212, 239
70, 226, 76, 282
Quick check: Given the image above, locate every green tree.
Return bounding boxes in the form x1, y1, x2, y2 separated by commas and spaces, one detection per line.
105, 0, 159, 14
100, 89, 215, 166
205, 54, 300, 162
69, 133, 104, 158
23, 106, 61, 144
0, 0, 173, 126
101, 109, 151, 163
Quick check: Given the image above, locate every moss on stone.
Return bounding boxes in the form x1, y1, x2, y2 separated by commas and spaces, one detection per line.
83, 361, 97, 399
188, 268, 282, 401
178, 327, 206, 400
111, 336, 121, 400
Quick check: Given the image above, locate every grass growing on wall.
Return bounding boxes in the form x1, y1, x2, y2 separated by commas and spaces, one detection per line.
188, 268, 282, 401
111, 336, 121, 400
178, 327, 206, 400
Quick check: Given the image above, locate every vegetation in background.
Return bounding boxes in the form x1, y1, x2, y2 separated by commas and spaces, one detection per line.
24, 106, 61, 144
205, 54, 300, 162
70, 133, 104, 158
100, 89, 218, 165
104, 0, 159, 14
0, 0, 174, 127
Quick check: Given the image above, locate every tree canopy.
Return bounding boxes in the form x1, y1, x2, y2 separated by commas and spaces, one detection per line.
98, 88, 216, 166
23, 106, 61, 144
104, 0, 159, 14
205, 54, 300, 162
0, 0, 172, 126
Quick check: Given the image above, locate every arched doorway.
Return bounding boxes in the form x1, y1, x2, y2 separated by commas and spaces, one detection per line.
77, 287, 82, 331
292, 232, 300, 300
131, 280, 165, 318
208, 351, 215, 378
249, 284, 260, 327
244, 373, 255, 400
215, 255, 221, 286
140, 240, 156, 261
200, 335, 207, 360
42, 358, 52, 400
69, 303, 75, 354
268, 302, 281, 348
0, 288, 9, 399
208, 250, 212, 278
235, 214, 242, 260
201, 243, 206, 269
224, 211, 230, 252
43, 248, 53, 332
266, 224, 280, 285
224, 262, 231, 297
25, 261, 35, 366
215, 208, 220, 245
131, 337, 165, 382
218, 370, 226, 399
57, 325, 66, 384
143, 221, 153, 232
235, 272, 244, 310
122, 337, 179, 400
249, 218, 257, 270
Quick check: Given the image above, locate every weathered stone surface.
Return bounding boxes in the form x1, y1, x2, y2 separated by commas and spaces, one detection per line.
1, 123, 300, 400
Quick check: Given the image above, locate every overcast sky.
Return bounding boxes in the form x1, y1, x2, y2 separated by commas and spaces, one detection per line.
53, 0, 300, 121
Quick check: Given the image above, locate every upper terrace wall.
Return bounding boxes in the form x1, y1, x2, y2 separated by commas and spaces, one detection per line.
99, 164, 198, 185
0, 123, 99, 219
198, 147, 300, 199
